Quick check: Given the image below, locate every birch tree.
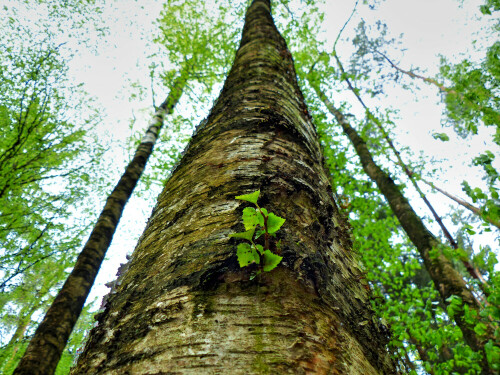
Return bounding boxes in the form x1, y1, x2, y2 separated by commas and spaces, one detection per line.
70, 0, 396, 373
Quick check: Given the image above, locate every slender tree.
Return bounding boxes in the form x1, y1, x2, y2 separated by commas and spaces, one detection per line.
71, 1, 397, 373
328, 52, 496, 289
308, 77, 495, 373
13, 70, 188, 375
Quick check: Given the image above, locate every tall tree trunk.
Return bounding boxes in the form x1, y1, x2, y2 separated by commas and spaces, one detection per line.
14, 72, 188, 375
331, 52, 461, 251
71, 1, 397, 374
309, 81, 494, 373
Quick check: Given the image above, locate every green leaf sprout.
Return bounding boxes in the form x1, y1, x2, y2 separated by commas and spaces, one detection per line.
230, 190, 284, 278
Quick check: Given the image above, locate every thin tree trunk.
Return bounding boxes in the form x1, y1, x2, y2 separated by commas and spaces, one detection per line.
309, 81, 494, 374
14, 71, 188, 375
71, 1, 397, 373
333, 54, 460, 249
1, 308, 33, 371
330, 53, 489, 285
421, 177, 500, 230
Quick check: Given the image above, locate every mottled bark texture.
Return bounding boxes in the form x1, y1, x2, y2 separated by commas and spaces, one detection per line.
310, 84, 494, 374
71, 1, 397, 374
14, 75, 187, 375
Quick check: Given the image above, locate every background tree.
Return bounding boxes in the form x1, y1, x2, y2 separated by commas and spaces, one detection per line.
0, 1, 108, 372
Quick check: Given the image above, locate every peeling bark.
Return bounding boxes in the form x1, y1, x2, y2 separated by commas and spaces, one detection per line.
310, 83, 494, 374
13, 72, 188, 375
71, 1, 397, 374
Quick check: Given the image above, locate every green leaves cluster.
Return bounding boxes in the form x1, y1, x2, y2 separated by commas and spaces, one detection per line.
229, 190, 284, 277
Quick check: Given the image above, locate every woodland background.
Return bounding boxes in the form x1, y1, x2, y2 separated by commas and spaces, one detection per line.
0, 0, 498, 373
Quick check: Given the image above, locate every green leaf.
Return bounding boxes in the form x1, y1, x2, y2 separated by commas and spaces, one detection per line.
262, 250, 282, 272
255, 228, 265, 239
237, 243, 258, 267
229, 227, 255, 241
255, 244, 264, 255
257, 207, 267, 227
235, 190, 260, 204
474, 323, 488, 336
485, 340, 500, 369
267, 213, 285, 234
480, 5, 492, 15
463, 223, 476, 235
242, 207, 259, 230
432, 132, 450, 142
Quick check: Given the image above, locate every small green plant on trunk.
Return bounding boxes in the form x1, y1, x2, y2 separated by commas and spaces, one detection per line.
230, 190, 284, 279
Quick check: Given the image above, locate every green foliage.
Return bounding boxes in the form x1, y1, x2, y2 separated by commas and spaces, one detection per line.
432, 132, 450, 142
133, 0, 245, 193
439, 51, 500, 144
485, 339, 500, 371
230, 190, 284, 278
0, 31, 101, 291
480, 0, 500, 16
0, 1, 106, 372
236, 190, 261, 205
154, 0, 244, 95
0, 257, 97, 374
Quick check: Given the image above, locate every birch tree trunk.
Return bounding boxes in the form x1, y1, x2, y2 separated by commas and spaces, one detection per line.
71, 1, 397, 374
13, 70, 188, 375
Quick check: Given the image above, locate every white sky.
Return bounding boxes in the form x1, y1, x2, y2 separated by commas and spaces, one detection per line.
5, 0, 496, 309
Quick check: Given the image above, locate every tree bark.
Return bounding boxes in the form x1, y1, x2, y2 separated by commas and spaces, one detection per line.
13, 72, 188, 375
309, 82, 494, 374
71, 1, 397, 374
